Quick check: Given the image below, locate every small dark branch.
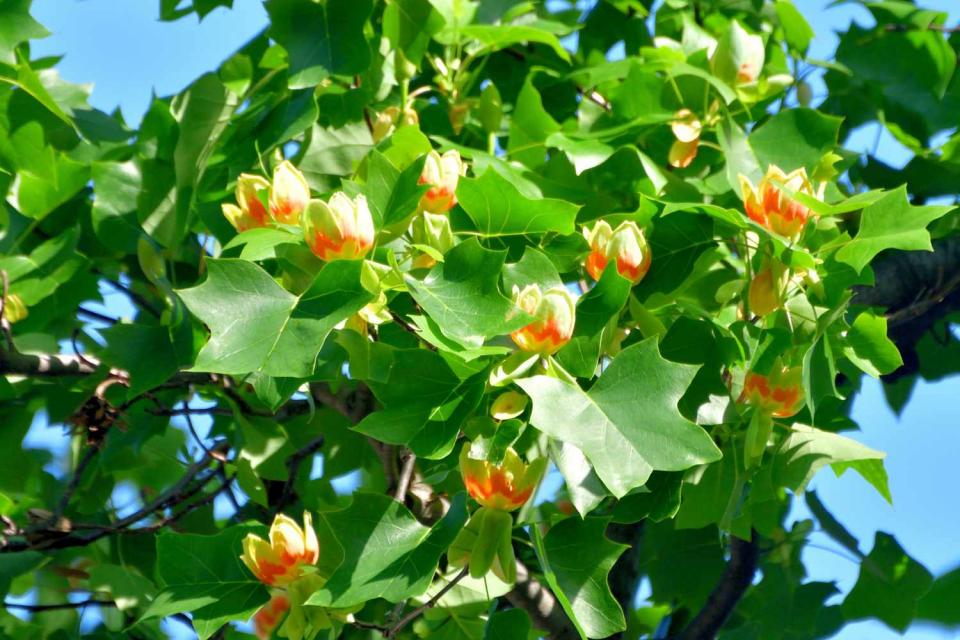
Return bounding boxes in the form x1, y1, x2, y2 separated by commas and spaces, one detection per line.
506, 560, 579, 640
884, 22, 960, 33
309, 382, 353, 422
53, 445, 100, 522
576, 85, 612, 111
274, 435, 325, 514
4, 599, 117, 612
98, 275, 162, 318
150, 405, 232, 417
393, 451, 417, 503
673, 531, 759, 640
385, 567, 469, 638
77, 306, 118, 325
182, 405, 213, 458
4, 443, 229, 553
351, 618, 390, 633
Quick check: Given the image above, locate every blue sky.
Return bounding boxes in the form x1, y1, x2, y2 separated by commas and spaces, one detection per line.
19, 1, 960, 639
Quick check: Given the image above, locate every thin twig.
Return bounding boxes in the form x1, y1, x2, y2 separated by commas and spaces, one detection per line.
97, 274, 162, 318
274, 435, 325, 514
182, 404, 213, 458
53, 445, 100, 521
385, 567, 470, 638
3, 599, 117, 612
77, 307, 118, 324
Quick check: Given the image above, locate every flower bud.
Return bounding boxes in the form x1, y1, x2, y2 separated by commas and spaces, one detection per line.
748, 260, 786, 317
302, 193, 375, 261
253, 594, 290, 640
372, 106, 419, 144
741, 363, 804, 418
460, 446, 546, 512
509, 284, 576, 355
583, 220, 652, 284
710, 20, 765, 85
740, 165, 819, 239
270, 161, 311, 225
235, 173, 271, 228
418, 150, 465, 214
410, 211, 455, 269
2, 293, 28, 324
222, 203, 262, 233
241, 513, 319, 587
490, 391, 528, 420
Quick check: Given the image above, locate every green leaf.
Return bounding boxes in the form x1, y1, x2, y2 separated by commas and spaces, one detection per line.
460, 24, 571, 62
456, 170, 579, 237
99, 322, 190, 397
541, 517, 627, 638
178, 258, 374, 377
484, 609, 532, 639
518, 339, 721, 497
836, 187, 955, 273
91, 161, 143, 254
405, 238, 529, 348
508, 76, 560, 169
365, 151, 428, 228
4, 122, 89, 220
306, 493, 468, 608
843, 311, 903, 377
772, 424, 887, 498
549, 439, 607, 518
842, 532, 933, 632
355, 349, 486, 459
383, 0, 445, 65
0, 0, 48, 59
141, 526, 270, 640
87, 564, 156, 611
802, 334, 838, 420
0, 552, 44, 598
917, 566, 960, 628
265, 0, 373, 88
633, 212, 715, 300
749, 108, 842, 174
775, 1, 814, 55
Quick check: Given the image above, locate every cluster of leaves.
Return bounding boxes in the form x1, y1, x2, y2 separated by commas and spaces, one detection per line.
1, 0, 959, 639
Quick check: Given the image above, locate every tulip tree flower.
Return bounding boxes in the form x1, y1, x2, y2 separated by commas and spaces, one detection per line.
371, 105, 419, 143
583, 220, 652, 285
448, 445, 547, 583
460, 446, 546, 512
270, 160, 311, 225
418, 149, 465, 214
410, 210, 455, 269
748, 259, 787, 318
711, 20, 765, 86
302, 193, 375, 262
741, 363, 805, 418
222, 173, 270, 232
253, 594, 290, 640
740, 165, 821, 239
669, 109, 702, 169
509, 284, 576, 355
2, 293, 28, 324
241, 513, 319, 587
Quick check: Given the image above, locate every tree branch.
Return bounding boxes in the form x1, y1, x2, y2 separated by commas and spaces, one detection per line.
385, 567, 469, 638
273, 434, 325, 514
4, 599, 117, 612
672, 532, 759, 640
506, 560, 579, 640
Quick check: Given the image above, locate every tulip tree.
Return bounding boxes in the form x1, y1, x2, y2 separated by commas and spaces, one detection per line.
3, 0, 960, 638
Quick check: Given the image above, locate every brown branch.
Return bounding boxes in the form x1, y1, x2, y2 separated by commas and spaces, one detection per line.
673, 531, 759, 640
506, 560, 579, 640
385, 567, 470, 638
393, 451, 417, 503
77, 306, 118, 325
